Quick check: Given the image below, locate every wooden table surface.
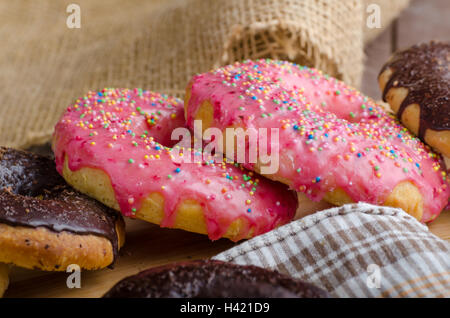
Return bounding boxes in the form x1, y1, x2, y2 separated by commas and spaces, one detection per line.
3, 0, 450, 298
5, 218, 237, 298
4, 209, 449, 298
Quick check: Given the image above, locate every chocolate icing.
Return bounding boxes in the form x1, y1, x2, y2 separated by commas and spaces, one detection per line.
103, 260, 329, 298
0, 147, 121, 262
381, 41, 449, 139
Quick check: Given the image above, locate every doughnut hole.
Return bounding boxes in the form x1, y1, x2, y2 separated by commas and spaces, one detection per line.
323, 188, 353, 205
0, 263, 8, 298
188, 94, 425, 221
62, 157, 253, 241
296, 193, 333, 219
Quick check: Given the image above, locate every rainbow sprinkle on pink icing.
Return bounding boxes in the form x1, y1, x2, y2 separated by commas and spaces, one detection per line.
186, 59, 449, 222
53, 88, 297, 241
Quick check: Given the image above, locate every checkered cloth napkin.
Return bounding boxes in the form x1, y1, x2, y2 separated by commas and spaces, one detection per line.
213, 203, 450, 297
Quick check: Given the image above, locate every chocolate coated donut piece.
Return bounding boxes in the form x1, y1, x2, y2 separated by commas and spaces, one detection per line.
103, 260, 329, 298
380, 41, 449, 138
0, 147, 121, 259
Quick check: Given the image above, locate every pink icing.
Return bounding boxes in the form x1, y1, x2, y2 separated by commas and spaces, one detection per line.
53, 88, 297, 241
186, 60, 449, 222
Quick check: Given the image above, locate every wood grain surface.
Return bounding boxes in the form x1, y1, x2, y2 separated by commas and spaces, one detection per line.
3, 209, 448, 298
4, 219, 235, 298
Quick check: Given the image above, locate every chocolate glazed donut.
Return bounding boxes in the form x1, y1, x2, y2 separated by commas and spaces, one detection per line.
103, 260, 329, 298
379, 41, 450, 158
0, 147, 124, 268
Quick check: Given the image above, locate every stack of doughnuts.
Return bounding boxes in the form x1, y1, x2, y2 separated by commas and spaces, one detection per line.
378, 41, 450, 170
53, 59, 449, 236
2, 49, 448, 297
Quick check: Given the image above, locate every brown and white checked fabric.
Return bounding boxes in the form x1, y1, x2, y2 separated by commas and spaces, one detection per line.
213, 203, 450, 298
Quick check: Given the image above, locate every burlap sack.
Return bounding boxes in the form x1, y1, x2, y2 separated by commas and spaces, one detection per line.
0, 0, 408, 149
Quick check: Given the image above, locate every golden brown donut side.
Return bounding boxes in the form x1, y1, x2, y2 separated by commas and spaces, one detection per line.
60, 156, 256, 241
0, 219, 125, 271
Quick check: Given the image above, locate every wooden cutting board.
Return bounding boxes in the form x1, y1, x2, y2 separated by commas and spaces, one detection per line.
4, 209, 449, 298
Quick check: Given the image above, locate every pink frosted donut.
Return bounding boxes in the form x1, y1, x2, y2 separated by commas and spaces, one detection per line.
53, 88, 297, 241
185, 59, 449, 222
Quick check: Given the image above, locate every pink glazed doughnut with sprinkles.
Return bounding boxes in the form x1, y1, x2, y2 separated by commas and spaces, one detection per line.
185, 59, 449, 222
53, 89, 298, 241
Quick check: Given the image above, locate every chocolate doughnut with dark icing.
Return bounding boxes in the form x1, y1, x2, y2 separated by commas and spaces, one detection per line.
380, 41, 449, 139
103, 260, 329, 298
0, 147, 121, 261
